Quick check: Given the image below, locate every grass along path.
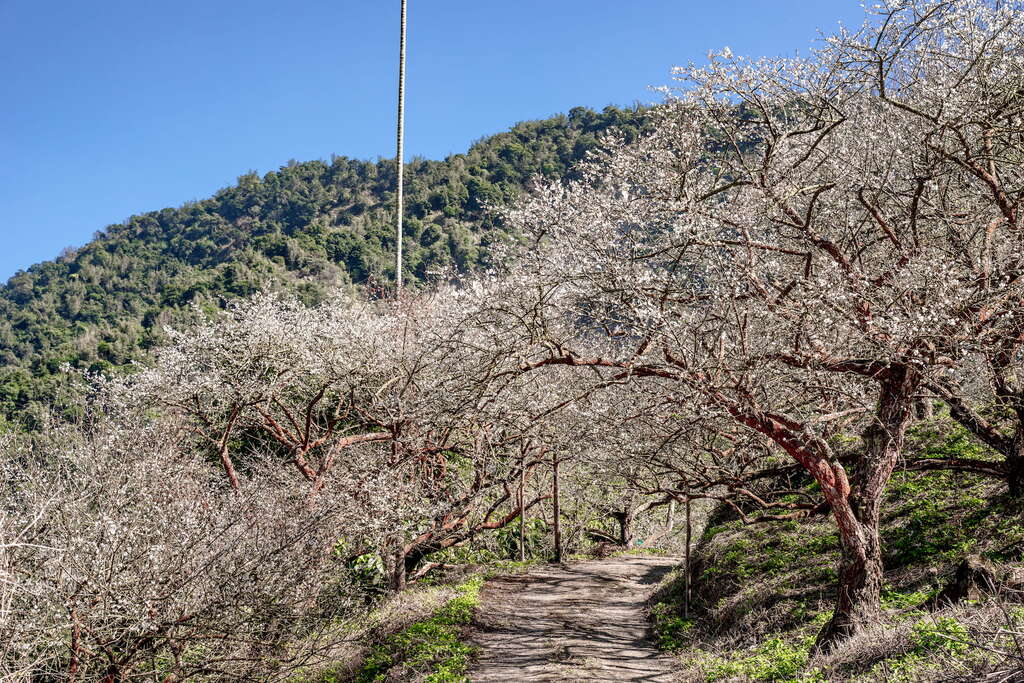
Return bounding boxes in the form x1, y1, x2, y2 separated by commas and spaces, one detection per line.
351, 576, 483, 682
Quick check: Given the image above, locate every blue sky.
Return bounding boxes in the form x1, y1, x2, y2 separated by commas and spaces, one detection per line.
0, 1, 865, 282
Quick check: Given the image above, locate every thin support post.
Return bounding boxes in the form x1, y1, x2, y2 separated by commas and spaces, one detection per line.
552, 453, 562, 563
684, 496, 692, 618
519, 454, 526, 562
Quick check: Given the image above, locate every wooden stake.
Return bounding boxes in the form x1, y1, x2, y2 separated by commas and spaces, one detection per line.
684, 496, 692, 618
552, 452, 562, 563
519, 453, 526, 562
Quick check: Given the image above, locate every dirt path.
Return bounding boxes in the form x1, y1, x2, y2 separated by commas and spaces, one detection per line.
469, 555, 679, 682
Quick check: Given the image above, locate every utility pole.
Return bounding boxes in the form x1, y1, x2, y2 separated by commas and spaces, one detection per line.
395, 0, 407, 294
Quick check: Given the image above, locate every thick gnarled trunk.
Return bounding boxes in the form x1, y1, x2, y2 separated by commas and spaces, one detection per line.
389, 541, 407, 592
612, 507, 636, 547
816, 502, 886, 649
816, 367, 917, 651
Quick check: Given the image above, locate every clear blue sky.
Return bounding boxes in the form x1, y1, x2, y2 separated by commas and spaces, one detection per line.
0, 1, 864, 283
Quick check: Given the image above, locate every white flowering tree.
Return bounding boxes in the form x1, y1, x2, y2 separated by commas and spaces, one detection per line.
1, 411, 378, 680
824, 0, 1024, 495
0, 441, 52, 681
134, 292, 564, 588
5, 287, 627, 678
492, 0, 1024, 648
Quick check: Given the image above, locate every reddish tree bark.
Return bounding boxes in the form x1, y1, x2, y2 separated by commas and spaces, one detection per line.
815, 366, 918, 649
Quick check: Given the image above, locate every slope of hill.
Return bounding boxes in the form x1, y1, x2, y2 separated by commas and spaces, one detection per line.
0, 105, 649, 427
651, 417, 1024, 681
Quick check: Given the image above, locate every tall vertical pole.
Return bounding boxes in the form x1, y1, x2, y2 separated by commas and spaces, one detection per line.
395, 0, 407, 293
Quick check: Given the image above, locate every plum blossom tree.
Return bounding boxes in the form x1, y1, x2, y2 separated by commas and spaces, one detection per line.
1, 410, 384, 681
6, 0, 1022, 668
841, 0, 1024, 492
134, 291, 564, 588
491, 0, 1024, 648
6, 286, 646, 679
0, 444, 52, 681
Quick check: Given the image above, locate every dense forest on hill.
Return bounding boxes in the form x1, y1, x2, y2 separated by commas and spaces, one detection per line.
0, 105, 649, 428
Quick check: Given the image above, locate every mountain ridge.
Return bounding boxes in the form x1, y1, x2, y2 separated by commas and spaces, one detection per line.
0, 105, 651, 427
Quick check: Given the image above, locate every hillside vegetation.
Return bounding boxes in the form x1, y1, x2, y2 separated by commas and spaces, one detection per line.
3, 0, 1024, 680
0, 105, 648, 428
652, 416, 1024, 681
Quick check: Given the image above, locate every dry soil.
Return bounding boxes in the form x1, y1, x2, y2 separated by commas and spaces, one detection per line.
469, 555, 679, 682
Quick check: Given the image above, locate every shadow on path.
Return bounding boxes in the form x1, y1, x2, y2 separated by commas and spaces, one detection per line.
469, 555, 680, 682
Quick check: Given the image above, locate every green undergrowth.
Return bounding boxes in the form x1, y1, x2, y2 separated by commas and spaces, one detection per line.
344, 576, 483, 683
650, 417, 1024, 681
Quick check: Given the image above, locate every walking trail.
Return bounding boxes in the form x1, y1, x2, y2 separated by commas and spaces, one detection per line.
469, 554, 679, 682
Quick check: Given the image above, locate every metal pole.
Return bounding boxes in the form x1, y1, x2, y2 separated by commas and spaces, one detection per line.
395, 0, 407, 293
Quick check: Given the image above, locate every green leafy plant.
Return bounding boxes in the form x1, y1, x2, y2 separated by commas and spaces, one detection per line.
354, 577, 483, 683
701, 636, 816, 682
493, 517, 549, 560
881, 585, 936, 611
911, 616, 970, 657
651, 602, 694, 651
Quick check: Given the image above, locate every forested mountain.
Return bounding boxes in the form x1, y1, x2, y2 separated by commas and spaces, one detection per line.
0, 105, 649, 427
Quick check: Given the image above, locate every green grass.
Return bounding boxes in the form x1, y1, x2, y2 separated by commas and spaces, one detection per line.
348, 576, 482, 683
651, 416, 1022, 681
862, 616, 973, 682
695, 636, 821, 682
651, 598, 694, 651
885, 467, 1024, 566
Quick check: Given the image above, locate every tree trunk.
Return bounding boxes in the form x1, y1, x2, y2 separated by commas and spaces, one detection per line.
995, 362, 1024, 498
683, 496, 691, 619
815, 515, 885, 651
389, 541, 406, 592
613, 507, 635, 546
815, 366, 918, 651
1007, 421, 1024, 498
913, 395, 934, 420
931, 555, 997, 607
68, 608, 81, 683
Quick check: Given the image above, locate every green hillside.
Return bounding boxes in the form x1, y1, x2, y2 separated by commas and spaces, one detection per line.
0, 105, 649, 428
652, 417, 1024, 681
